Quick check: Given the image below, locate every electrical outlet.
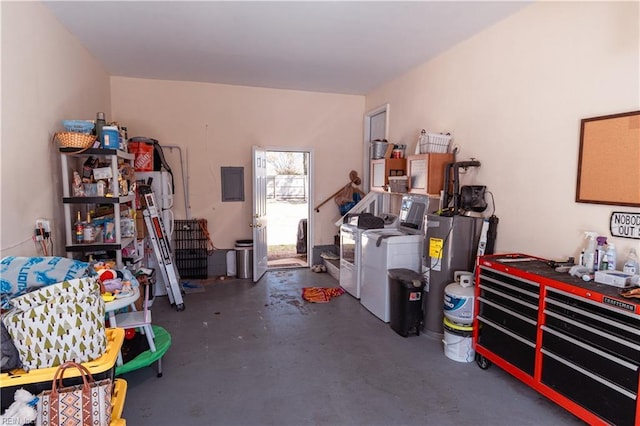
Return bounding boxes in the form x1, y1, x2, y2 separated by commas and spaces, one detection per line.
35, 219, 51, 232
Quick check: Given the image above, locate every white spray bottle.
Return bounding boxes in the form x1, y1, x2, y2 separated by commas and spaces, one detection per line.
583, 232, 598, 272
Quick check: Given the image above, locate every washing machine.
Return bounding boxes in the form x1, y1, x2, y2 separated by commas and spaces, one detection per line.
339, 213, 397, 299
360, 195, 430, 322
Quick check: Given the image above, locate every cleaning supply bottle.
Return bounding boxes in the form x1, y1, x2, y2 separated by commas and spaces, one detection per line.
623, 248, 639, 274
74, 211, 84, 244
582, 232, 598, 272
605, 243, 617, 271
595, 236, 607, 271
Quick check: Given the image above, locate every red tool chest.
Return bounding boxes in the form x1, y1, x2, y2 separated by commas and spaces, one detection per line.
474, 253, 640, 426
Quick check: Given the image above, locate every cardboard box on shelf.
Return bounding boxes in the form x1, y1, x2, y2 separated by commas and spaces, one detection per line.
136, 210, 146, 239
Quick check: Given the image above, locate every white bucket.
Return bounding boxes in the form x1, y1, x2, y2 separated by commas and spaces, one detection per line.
442, 318, 474, 363
226, 250, 236, 276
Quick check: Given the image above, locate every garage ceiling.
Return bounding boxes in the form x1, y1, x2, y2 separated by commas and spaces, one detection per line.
44, 1, 531, 95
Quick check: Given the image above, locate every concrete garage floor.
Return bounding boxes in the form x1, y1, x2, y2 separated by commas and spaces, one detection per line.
121, 269, 583, 426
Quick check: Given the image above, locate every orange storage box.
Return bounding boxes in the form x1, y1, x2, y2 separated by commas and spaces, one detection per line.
128, 140, 154, 172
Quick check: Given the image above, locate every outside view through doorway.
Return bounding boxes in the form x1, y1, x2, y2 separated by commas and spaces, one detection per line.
266, 151, 309, 268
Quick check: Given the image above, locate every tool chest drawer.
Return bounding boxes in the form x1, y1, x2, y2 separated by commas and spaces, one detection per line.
541, 349, 637, 426
545, 287, 640, 363
541, 287, 640, 426
541, 325, 639, 393
478, 297, 537, 341
476, 316, 536, 375
545, 287, 640, 351
476, 266, 540, 375
478, 269, 540, 308
543, 309, 640, 364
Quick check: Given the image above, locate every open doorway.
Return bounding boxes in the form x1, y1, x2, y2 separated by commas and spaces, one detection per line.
266, 150, 310, 269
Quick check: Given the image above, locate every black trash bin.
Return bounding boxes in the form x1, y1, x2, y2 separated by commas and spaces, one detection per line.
388, 268, 425, 337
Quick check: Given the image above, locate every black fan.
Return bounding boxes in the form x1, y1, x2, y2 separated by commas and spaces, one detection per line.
460, 185, 487, 212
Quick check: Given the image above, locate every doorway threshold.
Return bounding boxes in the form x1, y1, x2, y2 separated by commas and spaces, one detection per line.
268, 256, 308, 269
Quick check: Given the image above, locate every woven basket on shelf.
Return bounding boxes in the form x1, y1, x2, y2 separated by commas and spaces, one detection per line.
55, 132, 96, 149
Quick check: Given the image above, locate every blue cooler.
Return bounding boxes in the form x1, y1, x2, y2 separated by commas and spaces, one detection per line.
102, 126, 120, 149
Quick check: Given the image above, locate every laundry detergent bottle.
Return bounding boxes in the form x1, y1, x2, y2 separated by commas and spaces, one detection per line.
606, 243, 617, 271
595, 236, 607, 271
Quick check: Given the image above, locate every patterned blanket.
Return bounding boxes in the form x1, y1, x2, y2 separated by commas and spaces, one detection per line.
301, 287, 345, 303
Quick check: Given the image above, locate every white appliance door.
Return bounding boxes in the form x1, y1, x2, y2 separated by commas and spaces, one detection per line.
159, 171, 174, 210
159, 171, 174, 239
339, 225, 358, 298
360, 231, 390, 322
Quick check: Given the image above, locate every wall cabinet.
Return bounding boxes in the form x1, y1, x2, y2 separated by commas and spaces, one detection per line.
406, 153, 453, 195
60, 148, 137, 268
474, 254, 640, 426
370, 158, 406, 192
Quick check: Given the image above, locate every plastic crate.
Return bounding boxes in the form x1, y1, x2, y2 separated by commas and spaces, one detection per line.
173, 219, 208, 278
0, 328, 124, 411
175, 249, 208, 278
173, 220, 208, 250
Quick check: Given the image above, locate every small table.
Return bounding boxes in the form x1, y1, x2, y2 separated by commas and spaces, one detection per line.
104, 286, 140, 366
104, 286, 140, 328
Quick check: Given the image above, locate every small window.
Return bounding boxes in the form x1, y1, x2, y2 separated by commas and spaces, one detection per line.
221, 167, 244, 202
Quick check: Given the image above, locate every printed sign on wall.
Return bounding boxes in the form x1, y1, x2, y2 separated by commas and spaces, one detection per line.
610, 211, 640, 239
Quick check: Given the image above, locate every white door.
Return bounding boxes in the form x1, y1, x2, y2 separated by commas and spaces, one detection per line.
252, 146, 268, 282
363, 104, 389, 191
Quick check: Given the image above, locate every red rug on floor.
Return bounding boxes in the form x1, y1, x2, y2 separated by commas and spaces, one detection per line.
301, 287, 345, 303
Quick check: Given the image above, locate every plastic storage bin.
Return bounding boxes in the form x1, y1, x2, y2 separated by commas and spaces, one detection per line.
388, 268, 425, 337
0, 328, 124, 411
388, 176, 408, 193
173, 220, 208, 278
102, 126, 120, 149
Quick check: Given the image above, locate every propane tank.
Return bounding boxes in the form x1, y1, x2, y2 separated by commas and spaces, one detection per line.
443, 271, 475, 325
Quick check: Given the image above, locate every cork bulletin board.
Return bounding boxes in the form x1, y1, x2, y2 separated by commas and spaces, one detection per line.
576, 110, 640, 206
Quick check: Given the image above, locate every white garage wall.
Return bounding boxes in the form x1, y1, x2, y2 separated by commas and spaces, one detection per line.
365, 1, 640, 262
110, 77, 364, 249
1, 2, 111, 257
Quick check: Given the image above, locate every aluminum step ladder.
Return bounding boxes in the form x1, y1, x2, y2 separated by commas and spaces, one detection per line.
140, 185, 185, 311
